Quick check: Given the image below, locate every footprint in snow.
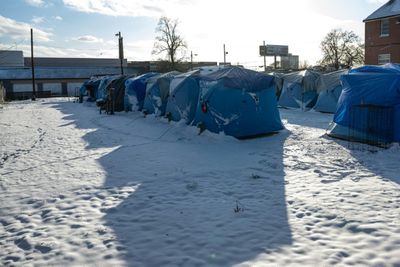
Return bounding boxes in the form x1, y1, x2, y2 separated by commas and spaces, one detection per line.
35, 244, 52, 254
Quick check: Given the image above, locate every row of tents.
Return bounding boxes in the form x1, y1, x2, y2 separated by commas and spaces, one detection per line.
275, 69, 348, 113
81, 66, 284, 138
79, 64, 400, 145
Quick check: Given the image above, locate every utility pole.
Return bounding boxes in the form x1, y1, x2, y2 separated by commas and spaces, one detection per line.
30, 28, 36, 101
263, 40, 267, 72
115, 32, 124, 75
190, 51, 193, 70
190, 51, 198, 70
223, 44, 227, 65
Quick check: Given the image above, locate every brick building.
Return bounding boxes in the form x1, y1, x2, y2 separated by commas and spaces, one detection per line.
364, 0, 400, 65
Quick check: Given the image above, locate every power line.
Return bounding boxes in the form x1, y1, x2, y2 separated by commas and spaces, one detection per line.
0, 39, 28, 63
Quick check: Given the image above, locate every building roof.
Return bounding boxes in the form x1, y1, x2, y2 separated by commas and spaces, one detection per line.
364, 0, 400, 22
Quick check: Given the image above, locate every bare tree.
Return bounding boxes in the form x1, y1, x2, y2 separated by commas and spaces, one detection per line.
152, 16, 187, 70
320, 29, 364, 70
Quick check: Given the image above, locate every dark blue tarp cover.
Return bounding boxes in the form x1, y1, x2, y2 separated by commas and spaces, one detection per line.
313, 69, 348, 113
80, 77, 102, 101
192, 67, 283, 138
143, 71, 180, 116
278, 70, 320, 109
329, 63, 400, 143
97, 75, 120, 100
125, 72, 159, 111
165, 70, 201, 124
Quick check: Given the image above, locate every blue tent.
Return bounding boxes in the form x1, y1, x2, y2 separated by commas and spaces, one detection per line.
142, 71, 180, 116
192, 67, 284, 138
124, 72, 159, 111
79, 77, 102, 102
327, 63, 400, 145
106, 75, 131, 112
97, 75, 120, 100
268, 72, 284, 100
278, 70, 320, 109
313, 69, 348, 113
165, 70, 202, 123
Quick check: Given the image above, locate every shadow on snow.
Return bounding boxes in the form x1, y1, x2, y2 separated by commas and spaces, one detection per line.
324, 135, 400, 185
52, 101, 292, 266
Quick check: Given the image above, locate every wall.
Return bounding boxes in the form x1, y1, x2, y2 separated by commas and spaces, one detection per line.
67, 82, 83, 97
4, 79, 85, 100
0, 51, 24, 67
365, 17, 400, 64
43, 83, 62, 95
24, 57, 128, 68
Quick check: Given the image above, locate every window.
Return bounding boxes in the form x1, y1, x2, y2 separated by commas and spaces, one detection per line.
378, 54, 391, 65
380, 19, 390, 36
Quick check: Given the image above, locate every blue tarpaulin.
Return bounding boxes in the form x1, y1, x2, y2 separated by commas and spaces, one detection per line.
328, 63, 400, 144
165, 70, 201, 124
96, 75, 120, 100
79, 77, 102, 101
278, 70, 320, 109
192, 67, 283, 138
143, 71, 180, 116
125, 72, 159, 111
313, 69, 348, 113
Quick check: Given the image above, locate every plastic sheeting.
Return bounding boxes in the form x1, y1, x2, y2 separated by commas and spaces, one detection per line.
142, 71, 180, 116
313, 69, 348, 113
278, 70, 320, 109
268, 72, 284, 100
192, 67, 283, 138
79, 77, 102, 100
165, 67, 230, 123
108, 75, 130, 112
125, 72, 159, 111
165, 70, 200, 123
328, 63, 400, 143
97, 75, 120, 101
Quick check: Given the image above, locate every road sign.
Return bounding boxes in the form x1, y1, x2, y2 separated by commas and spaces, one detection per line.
260, 45, 289, 56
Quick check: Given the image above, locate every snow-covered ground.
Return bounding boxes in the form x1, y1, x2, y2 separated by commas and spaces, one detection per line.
0, 98, 399, 267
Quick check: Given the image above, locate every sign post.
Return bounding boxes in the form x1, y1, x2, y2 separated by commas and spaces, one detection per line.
263, 41, 266, 72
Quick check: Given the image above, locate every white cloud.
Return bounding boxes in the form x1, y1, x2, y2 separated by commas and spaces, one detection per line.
32, 16, 45, 24
125, 40, 155, 60
74, 35, 104, 43
159, 0, 365, 65
53, 16, 63, 21
62, 0, 191, 17
0, 42, 116, 58
25, 0, 45, 7
60, 0, 368, 65
0, 15, 52, 42
106, 40, 117, 46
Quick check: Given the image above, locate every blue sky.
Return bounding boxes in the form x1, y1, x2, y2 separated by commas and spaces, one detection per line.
0, 0, 388, 68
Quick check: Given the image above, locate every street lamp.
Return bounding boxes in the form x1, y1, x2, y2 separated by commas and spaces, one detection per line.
190, 51, 198, 70
115, 31, 124, 75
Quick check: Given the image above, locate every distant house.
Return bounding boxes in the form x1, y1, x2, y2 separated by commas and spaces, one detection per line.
364, 0, 400, 65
